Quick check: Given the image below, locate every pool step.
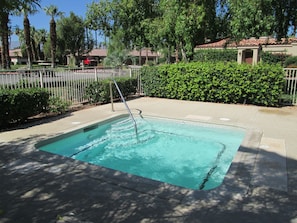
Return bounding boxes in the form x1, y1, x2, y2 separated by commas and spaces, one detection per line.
105, 118, 155, 149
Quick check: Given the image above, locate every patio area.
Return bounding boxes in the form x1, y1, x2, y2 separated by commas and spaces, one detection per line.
0, 97, 297, 223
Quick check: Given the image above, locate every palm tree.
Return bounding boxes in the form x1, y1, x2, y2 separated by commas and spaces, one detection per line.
44, 5, 64, 68
0, 0, 40, 69
35, 29, 47, 60
0, 0, 18, 69
18, 1, 39, 68
0, 10, 10, 69
14, 25, 24, 45
30, 26, 38, 61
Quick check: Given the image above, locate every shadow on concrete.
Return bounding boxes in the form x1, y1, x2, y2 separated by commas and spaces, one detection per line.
0, 135, 297, 223
0, 112, 73, 133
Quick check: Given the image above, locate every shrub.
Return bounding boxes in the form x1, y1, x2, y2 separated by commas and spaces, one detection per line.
85, 80, 111, 103
48, 97, 71, 114
141, 62, 285, 107
261, 52, 288, 66
0, 88, 50, 128
193, 49, 237, 62
85, 77, 137, 104
284, 56, 297, 68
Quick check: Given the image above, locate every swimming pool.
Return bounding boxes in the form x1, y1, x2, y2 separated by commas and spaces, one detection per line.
36, 115, 245, 190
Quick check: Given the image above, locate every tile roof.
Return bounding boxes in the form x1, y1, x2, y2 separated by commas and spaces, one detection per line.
129, 49, 159, 57
196, 37, 297, 48
85, 48, 159, 57
9, 48, 23, 57
86, 48, 108, 57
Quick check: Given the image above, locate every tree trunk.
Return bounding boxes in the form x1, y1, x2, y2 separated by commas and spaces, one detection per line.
24, 16, 33, 68
0, 36, 4, 69
180, 42, 187, 62
31, 37, 37, 61
138, 49, 142, 65
50, 19, 56, 68
146, 48, 148, 65
95, 29, 98, 48
167, 45, 171, 64
0, 12, 11, 69
36, 43, 42, 60
175, 44, 179, 63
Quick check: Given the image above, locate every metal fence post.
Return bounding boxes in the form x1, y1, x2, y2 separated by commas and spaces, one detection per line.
94, 68, 98, 81
39, 69, 44, 88
110, 80, 114, 112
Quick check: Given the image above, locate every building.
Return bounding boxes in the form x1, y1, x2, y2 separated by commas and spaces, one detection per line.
4, 48, 27, 65
195, 37, 297, 65
81, 48, 160, 66
10, 49, 27, 65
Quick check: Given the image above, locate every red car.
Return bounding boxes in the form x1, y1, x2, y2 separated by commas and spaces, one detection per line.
83, 57, 97, 66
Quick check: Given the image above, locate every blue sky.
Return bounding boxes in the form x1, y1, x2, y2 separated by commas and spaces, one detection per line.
10, 0, 95, 42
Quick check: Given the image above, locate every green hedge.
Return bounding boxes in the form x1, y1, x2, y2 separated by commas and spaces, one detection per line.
284, 56, 297, 68
261, 51, 289, 66
85, 77, 137, 104
193, 49, 237, 62
0, 88, 50, 128
141, 62, 285, 106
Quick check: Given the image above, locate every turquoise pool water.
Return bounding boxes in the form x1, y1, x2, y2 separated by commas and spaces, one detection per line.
37, 116, 245, 190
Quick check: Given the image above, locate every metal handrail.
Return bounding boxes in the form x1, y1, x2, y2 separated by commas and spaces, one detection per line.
113, 79, 138, 135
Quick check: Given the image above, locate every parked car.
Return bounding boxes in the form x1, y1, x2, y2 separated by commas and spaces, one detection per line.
83, 57, 98, 66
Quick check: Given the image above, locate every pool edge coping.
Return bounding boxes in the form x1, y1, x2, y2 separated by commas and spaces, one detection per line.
32, 114, 263, 205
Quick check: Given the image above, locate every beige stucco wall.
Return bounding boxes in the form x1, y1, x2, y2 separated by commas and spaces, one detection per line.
195, 43, 297, 57
194, 47, 237, 51
195, 42, 297, 65
261, 43, 297, 56
237, 46, 260, 65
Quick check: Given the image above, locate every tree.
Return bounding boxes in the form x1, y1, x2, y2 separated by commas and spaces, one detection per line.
0, 6, 10, 69
223, 0, 297, 40
174, 1, 205, 61
83, 0, 297, 65
85, 1, 113, 47
27, 27, 47, 61
44, 5, 63, 68
272, 0, 297, 40
34, 28, 47, 60
14, 25, 30, 59
288, 1, 297, 36
15, 26, 43, 61
15, 0, 40, 68
30, 26, 38, 61
85, 0, 217, 63
203, 0, 218, 41
112, 0, 159, 64
228, 0, 274, 40
0, 0, 40, 68
57, 12, 94, 66
104, 31, 131, 68
0, 0, 29, 69
150, 0, 205, 62
215, 0, 232, 39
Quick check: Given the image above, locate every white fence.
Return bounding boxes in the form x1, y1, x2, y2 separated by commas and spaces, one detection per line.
1, 67, 296, 105
284, 68, 297, 105
0, 67, 142, 104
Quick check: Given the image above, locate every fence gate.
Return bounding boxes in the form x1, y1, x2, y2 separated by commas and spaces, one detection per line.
284, 68, 297, 105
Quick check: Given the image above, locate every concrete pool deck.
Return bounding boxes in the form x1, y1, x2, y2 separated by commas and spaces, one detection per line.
0, 97, 297, 223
